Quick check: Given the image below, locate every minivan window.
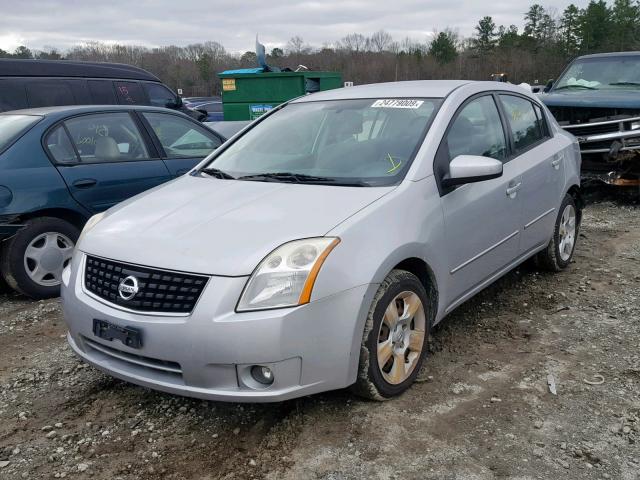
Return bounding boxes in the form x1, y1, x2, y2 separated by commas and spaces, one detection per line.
0, 115, 41, 152
499, 95, 544, 151
0, 81, 27, 111
144, 83, 176, 108
88, 80, 117, 104
45, 125, 78, 163
64, 112, 150, 163
115, 82, 146, 105
206, 98, 441, 186
26, 81, 75, 108
446, 95, 507, 162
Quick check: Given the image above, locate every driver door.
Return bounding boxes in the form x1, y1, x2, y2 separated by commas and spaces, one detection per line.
437, 94, 523, 311
47, 111, 171, 213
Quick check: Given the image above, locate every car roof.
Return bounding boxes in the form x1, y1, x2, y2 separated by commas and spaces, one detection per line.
0, 59, 160, 82
291, 80, 472, 103
577, 51, 640, 60
0, 104, 184, 118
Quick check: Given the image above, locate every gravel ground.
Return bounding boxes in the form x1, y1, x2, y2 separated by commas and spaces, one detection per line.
0, 198, 638, 480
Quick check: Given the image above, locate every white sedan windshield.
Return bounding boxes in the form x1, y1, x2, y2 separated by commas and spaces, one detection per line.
206, 98, 441, 186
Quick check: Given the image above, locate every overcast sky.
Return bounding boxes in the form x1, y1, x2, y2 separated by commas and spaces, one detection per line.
0, 0, 592, 54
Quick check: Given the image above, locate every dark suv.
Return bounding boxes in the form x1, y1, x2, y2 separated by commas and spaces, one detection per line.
540, 52, 640, 187
0, 59, 205, 120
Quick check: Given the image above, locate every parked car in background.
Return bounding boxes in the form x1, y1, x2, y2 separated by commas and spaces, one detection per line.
540, 52, 640, 187
183, 96, 223, 121
0, 105, 224, 299
0, 59, 206, 121
62, 81, 582, 402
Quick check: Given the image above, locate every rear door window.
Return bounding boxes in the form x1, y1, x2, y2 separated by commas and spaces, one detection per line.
499, 95, 545, 152
144, 83, 177, 108
88, 80, 117, 104
114, 82, 147, 105
25, 81, 76, 108
64, 112, 151, 163
45, 125, 78, 163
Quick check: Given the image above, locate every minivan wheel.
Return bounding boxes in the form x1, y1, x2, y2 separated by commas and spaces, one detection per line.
535, 194, 579, 272
352, 269, 431, 401
0, 217, 79, 299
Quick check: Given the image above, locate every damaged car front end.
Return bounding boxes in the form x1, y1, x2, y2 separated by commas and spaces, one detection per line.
541, 52, 640, 188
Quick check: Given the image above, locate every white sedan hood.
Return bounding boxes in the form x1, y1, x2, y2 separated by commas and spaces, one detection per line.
80, 175, 393, 276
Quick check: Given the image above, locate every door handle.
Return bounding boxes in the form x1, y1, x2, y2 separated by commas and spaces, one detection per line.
73, 178, 97, 189
506, 182, 522, 198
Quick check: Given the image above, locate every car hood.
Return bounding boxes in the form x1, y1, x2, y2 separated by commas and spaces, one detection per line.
541, 89, 640, 109
80, 175, 394, 276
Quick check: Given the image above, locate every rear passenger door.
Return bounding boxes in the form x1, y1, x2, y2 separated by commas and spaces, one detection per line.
436, 94, 522, 309
139, 111, 222, 176
498, 95, 564, 254
45, 112, 171, 213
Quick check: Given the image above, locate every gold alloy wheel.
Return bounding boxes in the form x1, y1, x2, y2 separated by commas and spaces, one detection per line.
376, 291, 426, 385
558, 204, 577, 262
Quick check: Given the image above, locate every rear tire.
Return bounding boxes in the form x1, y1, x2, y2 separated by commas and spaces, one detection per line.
0, 217, 79, 299
535, 194, 579, 272
352, 270, 432, 401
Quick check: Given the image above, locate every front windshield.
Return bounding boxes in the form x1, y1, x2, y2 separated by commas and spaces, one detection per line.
0, 115, 41, 152
204, 98, 441, 186
554, 56, 640, 90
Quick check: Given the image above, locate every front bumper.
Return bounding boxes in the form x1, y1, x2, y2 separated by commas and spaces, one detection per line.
62, 253, 371, 402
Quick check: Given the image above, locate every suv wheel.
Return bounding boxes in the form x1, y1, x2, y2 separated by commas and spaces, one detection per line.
352, 269, 432, 400
0, 217, 79, 299
535, 194, 579, 271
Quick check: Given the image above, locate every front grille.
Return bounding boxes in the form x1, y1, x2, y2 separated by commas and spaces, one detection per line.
84, 255, 208, 314
566, 123, 620, 137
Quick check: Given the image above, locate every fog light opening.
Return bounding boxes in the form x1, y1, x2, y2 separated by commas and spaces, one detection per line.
250, 365, 274, 385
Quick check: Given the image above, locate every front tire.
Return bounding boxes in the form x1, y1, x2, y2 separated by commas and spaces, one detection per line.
352, 270, 432, 400
535, 194, 579, 271
0, 217, 79, 299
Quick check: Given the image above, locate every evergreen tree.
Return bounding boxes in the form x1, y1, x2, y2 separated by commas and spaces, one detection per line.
578, 1, 613, 52
429, 30, 458, 64
474, 16, 498, 53
610, 0, 640, 50
560, 4, 581, 55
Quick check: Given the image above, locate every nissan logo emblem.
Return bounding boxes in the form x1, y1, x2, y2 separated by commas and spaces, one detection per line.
118, 276, 139, 301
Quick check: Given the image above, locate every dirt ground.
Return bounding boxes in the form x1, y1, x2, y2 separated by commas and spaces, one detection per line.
0, 194, 639, 480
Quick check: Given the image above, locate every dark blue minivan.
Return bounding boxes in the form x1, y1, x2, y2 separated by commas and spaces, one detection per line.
0, 105, 224, 298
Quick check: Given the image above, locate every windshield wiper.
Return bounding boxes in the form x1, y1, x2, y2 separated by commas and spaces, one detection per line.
608, 81, 640, 87
200, 167, 236, 180
553, 84, 598, 91
237, 172, 368, 187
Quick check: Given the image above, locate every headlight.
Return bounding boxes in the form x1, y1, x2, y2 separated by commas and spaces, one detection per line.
237, 237, 340, 311
77, 212, 106, 244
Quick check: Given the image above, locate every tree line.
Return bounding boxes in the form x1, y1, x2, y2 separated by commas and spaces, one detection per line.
2, 0, 639, 96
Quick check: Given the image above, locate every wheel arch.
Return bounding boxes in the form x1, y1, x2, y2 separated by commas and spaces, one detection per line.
392, 257, 439, 326
567, 184, 583, 223
17, 208, 89, 230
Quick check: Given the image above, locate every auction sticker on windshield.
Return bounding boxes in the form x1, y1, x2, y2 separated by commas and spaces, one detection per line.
371, 99, 424, 108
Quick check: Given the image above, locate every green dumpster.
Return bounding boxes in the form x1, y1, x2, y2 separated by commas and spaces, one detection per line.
218, 68, 343, 121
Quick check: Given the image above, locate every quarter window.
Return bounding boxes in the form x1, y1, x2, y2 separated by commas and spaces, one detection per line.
88, 80, 117, 104
64, 113, 150, 163
142, 112, 221, 158
499, 95, 545, 151
45, 125, 77, 163
25, 81, 75, 108
446, 95, 507, 162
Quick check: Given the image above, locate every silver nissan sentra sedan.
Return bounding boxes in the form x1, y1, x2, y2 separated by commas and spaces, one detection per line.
61, 80, 582, 402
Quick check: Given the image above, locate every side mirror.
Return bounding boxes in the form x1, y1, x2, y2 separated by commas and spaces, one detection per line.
442, 155, 503, 188
166, 96, 183, 109
543, 79, 554, 93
